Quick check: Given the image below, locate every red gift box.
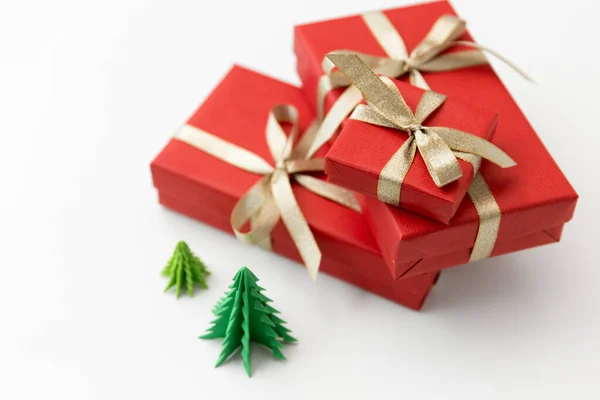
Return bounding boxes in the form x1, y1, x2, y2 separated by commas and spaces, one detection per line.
325, 78, 499, 223
150, 65, 438, 310
295, 1, 578, 279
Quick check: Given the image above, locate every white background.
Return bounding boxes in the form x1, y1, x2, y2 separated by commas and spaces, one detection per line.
0, 0, 598, 399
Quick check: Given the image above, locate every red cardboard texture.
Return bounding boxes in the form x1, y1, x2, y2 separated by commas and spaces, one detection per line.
151, 65, 437, 310
295, 0, 578, 279
325, 79, 498, 223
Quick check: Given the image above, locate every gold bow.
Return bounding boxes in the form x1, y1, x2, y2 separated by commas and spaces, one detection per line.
326, 53, 516, 205
173, 105, 361, 281
307, 12, 531, 159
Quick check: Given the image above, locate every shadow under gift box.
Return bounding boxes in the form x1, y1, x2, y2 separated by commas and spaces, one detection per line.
325, 78, 499, 224
295, 0, 577, 280
150, 65, 438, 311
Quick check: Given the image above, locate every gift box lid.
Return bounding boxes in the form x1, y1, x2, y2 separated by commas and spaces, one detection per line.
151, 65, 380, 257
325, 77, 499, 224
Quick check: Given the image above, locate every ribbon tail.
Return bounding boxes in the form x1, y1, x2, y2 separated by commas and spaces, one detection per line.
306, 84, 363, 159
251, 207, 274, 251
452, 40, 533, 82
414, 129, 463, 187
294, 174, 361, 212
409, 69, 430, 90
377, 137, 417, 206
270, 170, 321, 282
431, 127, 517, 168
417, 49, 488, 72
467, 173, 501, 261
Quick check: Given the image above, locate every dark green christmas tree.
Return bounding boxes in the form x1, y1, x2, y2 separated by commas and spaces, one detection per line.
200, 267, 296, 377
161, 241, 210, 298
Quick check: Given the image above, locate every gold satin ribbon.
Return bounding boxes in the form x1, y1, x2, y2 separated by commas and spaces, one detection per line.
467, 173, 501, 261
173, 105, 361, 282
307, 12, 531, 159
326, 53, 515, 207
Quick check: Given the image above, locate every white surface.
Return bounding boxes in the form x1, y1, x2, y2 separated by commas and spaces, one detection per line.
0, 0, 598, 398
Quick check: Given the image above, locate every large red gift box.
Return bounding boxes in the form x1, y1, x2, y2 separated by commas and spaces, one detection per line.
295, 1, 578, 280
150, 65, 438, 310
325, 78, 499, 223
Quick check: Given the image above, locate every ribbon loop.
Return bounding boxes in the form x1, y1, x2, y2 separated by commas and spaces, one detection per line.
430, 127, 516, 168
267, 104, 299, 163
414, 91, 447, 123
409, 15, 466, 65
351, 104, 402, 130
231, 176, 280, 245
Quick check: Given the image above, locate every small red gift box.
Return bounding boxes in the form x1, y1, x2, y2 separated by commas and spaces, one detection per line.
295, 1, 578, 280
325, 78, 499, 223
150, 65, 438, 310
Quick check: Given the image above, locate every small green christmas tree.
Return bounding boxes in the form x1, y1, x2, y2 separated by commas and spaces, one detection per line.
161, 241, 210, 298
200, 267, 296, 377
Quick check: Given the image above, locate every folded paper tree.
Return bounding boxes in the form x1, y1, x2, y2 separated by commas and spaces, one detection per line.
162, 240, 210, 297
201, 267, 296, 377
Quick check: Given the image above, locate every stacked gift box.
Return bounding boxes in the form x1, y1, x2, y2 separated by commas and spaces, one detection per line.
151, 1, 577, 311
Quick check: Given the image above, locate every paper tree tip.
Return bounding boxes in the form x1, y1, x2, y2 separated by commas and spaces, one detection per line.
161, 240, 210, 298
200, 266, 296, 377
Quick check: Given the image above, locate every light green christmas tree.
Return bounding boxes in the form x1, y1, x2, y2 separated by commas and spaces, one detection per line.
161, 241, 210, 298
200, 267, 296, 377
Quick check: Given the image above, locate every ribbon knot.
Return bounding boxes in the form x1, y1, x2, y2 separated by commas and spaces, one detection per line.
173, 104, 361, 282
275, 160, 287, 171
405, 123, 422, 134
326, 53, 516, 199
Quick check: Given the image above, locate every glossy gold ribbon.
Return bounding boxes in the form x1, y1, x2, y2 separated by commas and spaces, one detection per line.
326, 53, 515, 206
173, 105, 361, 281
307, 12, 531, 159
467, 172, 501, 261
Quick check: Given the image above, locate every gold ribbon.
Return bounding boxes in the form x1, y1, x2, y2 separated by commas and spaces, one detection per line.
173, 105, 361, 282
326, 53, 515, 207
467, 172, 501, 261
307, 12, 531, 159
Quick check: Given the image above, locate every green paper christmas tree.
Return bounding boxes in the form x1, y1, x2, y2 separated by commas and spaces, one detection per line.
200, 267, 296, 377
161, 241, 210, 298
